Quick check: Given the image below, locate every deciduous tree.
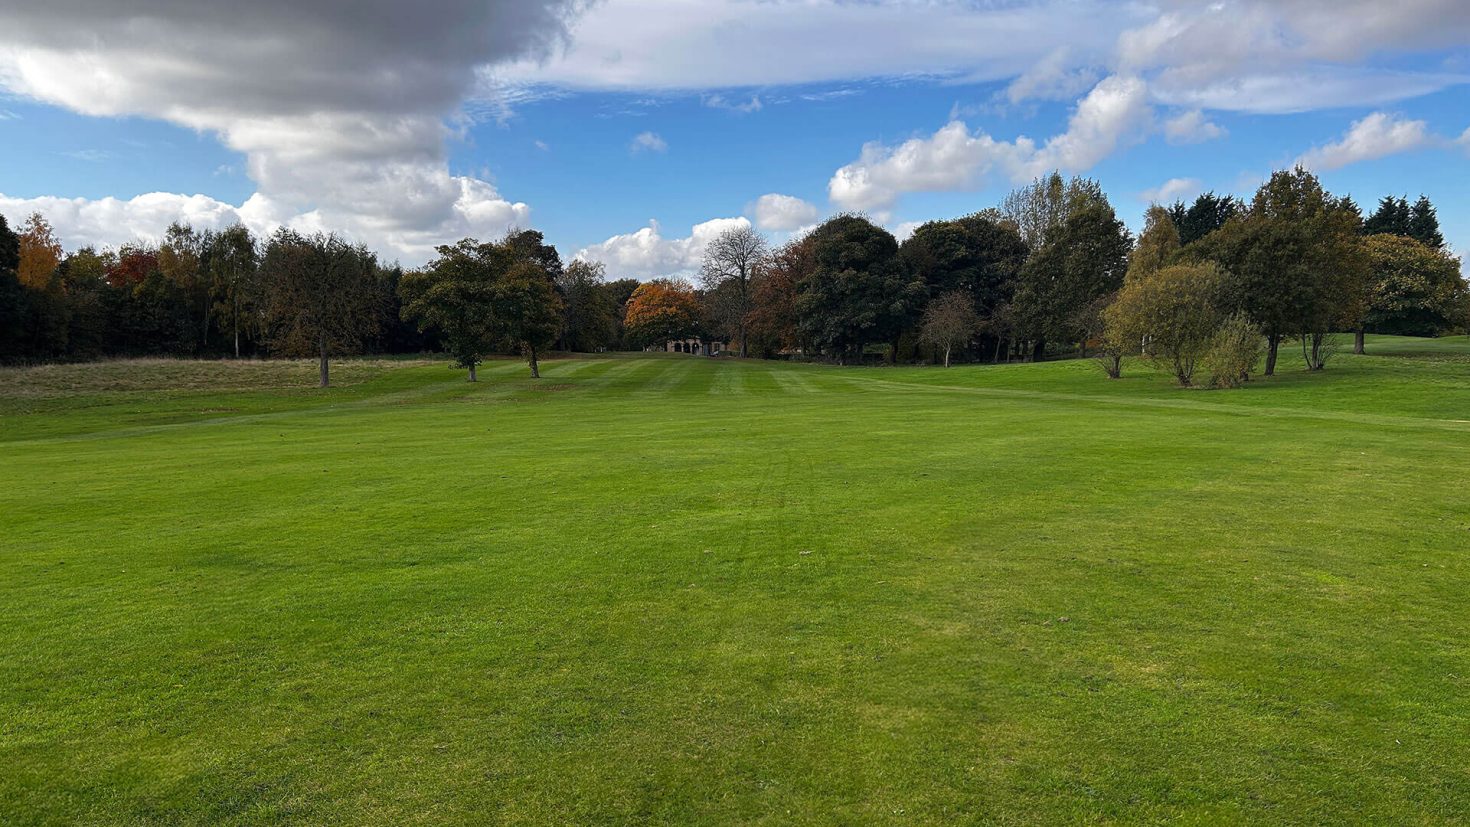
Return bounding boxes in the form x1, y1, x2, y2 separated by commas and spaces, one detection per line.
398, 239, 500, 381
556, 259, 618, 352
1000, 172, 1107, 251
918, 291, 980, 367
1357, 234, 1467, 347
794, 214, 920, 363
16, 213, 62, 289
1013, 199, 1131, 357
624, 279, 702, 347
1197, 168, 1365, 375
1127, 205, 1179, 283
206, 225, 260, 359
259, 229, 381, 387
493, 255, 564, 379
699, 225, 769, 357
1106, 262, 1224, 387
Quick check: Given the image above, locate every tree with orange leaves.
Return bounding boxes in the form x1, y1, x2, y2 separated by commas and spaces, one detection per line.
16, 213, 62, 289
623, 278, 702, 346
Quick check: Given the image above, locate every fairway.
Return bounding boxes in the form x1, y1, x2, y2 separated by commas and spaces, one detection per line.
4, 340, 1470, 823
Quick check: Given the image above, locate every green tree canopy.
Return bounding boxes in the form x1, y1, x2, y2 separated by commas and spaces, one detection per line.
1362, 234, 1467, 337
399, 238, 501, 381
1013, 199, 1132, 353
794, 214, 920, 362
899, 212, 1027, 316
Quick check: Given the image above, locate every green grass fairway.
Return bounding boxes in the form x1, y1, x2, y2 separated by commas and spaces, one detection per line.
4, 336, 1470, 824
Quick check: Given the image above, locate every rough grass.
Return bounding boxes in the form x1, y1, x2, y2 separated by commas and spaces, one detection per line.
0, 357, 434, 398
2, 336, 1469, 824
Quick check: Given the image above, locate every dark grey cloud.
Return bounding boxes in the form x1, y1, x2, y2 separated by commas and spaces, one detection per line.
0, 0, 586, 259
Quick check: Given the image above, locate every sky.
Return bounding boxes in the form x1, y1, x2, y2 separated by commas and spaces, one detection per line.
0, 0, 1468, 276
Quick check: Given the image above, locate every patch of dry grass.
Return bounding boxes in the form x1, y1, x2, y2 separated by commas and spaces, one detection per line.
0, 357, 434, 399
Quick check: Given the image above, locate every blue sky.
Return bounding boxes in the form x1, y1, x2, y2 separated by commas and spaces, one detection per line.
1, 0, 1468, 274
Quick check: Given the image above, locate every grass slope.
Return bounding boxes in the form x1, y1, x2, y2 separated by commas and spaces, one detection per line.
3, 336, 1469, 824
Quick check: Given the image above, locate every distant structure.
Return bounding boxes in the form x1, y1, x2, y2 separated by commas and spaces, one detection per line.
654, 338, 728, 356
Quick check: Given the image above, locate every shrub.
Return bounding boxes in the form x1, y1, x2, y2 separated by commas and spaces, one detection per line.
1205, 312, 1264, 388
1105, 262, 1223, 386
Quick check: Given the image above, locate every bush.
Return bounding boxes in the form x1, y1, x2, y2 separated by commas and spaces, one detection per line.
1105, 262, 1223, 386
1205, 312, 1264, 388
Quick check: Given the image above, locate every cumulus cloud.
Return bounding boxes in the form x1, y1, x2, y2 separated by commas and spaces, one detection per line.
1163, 110, 1225, 145
630, 131, 669, 153
828, 75, 1152, 211
749, 194, 819, 232
0, 0, 579, 262
891, 221, 923, 243
0, 185, 532, 262
574, 217, 750, 278
1295, 112, 1434, 171
1140, 177, 1202, 204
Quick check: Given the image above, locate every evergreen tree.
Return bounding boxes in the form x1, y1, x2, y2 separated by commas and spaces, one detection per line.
1364, 196, 1412, 236
1174, 192, 1243, 246
1408, 196, 1444, 249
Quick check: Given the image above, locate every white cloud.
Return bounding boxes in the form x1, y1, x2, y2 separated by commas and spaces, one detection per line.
704, 93, 763, 114
61, 149, 115, 162
1457, 126, 1470, 151
484, 0, 1469, 119
891, 221, 923, 243
1150, 68, 1470, 115
574, 217, 750, 279
749, 193, 819, 232
1163, 110, 1225, 145
828, 74, 1152, 211
1004, 47, 1099, 104
0, 184, 531, 263
630, 131, 668, 153
492, 0, 1136, 92
1295, 112, 1434, 171
1118, 2, 1470, 114
534, 139, 551, 151
1140, 177, 1202, 204
0, 0, 578, 263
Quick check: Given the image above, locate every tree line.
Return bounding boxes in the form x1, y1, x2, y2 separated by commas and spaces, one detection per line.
670, 168, 1465, 387
1, 166, 1464, 387
0, 218, 642, 384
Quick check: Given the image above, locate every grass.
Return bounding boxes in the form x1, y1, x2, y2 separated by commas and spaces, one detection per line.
3, 335, 1469, 824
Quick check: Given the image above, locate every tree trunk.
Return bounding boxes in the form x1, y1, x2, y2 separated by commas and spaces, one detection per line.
1264, 334, 1279, 376
1031, 339, 1046, 362
1354, 328, 1365, 355
232, 293, 240, 359
528, 346, 540, 379
993, 337, 1003, 363
1078, 339, 1087, 359
468, 363, 477, 382
318, 335, 330, 387
943, 344, 951, 368
738, 322, 747, 358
